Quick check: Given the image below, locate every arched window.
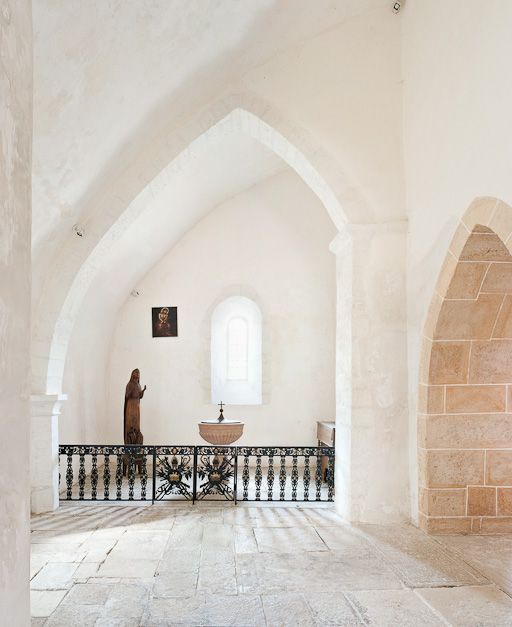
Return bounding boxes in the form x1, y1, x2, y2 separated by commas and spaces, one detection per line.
211, 296, 262, 405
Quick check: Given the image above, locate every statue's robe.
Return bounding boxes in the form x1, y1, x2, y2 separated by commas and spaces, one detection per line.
124, 374, 144, 443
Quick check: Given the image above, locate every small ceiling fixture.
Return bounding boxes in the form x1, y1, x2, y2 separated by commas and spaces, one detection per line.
392, 1, 403, 13
73, 224, 85, 238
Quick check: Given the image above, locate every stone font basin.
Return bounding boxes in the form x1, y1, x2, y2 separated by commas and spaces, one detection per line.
199, 419, 244, 445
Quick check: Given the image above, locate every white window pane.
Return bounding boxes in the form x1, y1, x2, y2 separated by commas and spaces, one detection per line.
227, 317, 248, 380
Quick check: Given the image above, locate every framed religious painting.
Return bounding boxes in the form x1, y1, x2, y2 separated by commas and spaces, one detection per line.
152, 306, 178, 337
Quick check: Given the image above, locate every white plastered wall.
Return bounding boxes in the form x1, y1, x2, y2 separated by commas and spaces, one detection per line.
0, 1, 32, 623
101, 171, 336, 445
402, 0, 512, 522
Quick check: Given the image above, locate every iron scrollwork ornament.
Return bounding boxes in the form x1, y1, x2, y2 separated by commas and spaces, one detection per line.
196, 450, 235, 500
155, 451, 193, 500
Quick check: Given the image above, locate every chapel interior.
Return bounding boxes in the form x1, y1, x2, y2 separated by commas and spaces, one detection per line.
3, 1, 512, 625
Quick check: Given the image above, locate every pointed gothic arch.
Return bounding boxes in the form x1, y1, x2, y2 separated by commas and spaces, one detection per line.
418, 196, 512, 534
33, 96, 368, 396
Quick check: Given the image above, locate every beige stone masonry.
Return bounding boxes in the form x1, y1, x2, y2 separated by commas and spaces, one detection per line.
497, 488, 512, 515
445, 385, 506, 413
421, 413, 512, 449
467, 486, 496, 516
481, 262, 512, 293
492, 295, 512, 338
459, 232, 511, 262
419, 198, 512, 534
418, 384, 445, 413
429, 341, 470, 385
486, 450, 512, 486
480, 517, 512, 533
446, 262, 488, 299
424, 450, 485, 489
434, 294, 503, 340
469, 340, 512, 384
419, 488, 466, 517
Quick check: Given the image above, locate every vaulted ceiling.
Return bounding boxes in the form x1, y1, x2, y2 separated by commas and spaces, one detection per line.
32, 0, 387, 272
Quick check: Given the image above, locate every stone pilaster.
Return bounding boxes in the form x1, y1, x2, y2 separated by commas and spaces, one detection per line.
330, 220, 409, 523
30, 394, 67, 513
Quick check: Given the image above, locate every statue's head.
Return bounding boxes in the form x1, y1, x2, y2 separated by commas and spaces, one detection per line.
131, 368, 140, 381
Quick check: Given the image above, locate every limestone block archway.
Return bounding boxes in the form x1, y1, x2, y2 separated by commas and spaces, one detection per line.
419, 197, 512, 534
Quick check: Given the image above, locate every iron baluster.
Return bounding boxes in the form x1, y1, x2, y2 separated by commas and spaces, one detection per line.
303, 454, 311, 501
234, 448, 238, 504
327, 450, 335, 501
315, 450, 323, 501
140, 449, 148, 500
255, 452, 262, 501
115, 452, 123, 500
91, 451, 98, 500
279, 452, 287, 500
103, 452, 110, 500
65, 449, 73, 500
242, 452, 250, 500
128, 450, 135, 500
291, 453, 298, 501
78, 448, 86, 500
267, 450, 275, 501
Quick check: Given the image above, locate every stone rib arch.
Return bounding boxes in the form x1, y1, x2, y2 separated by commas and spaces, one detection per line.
418, 196, 512, 534
34, 94, 369, 395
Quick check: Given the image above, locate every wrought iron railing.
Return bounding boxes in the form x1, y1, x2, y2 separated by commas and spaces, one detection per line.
59, 444, 334, 503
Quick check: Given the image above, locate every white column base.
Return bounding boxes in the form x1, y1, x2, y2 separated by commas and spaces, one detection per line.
30, 394, 67, 513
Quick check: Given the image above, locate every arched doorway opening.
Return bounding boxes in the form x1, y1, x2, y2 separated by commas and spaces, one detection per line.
419, 197, 512, 533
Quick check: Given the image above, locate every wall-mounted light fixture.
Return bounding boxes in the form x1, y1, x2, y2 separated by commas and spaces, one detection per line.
73, 224, 85, 238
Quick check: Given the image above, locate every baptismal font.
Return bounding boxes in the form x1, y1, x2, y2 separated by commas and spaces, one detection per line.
198, 402, 244, 444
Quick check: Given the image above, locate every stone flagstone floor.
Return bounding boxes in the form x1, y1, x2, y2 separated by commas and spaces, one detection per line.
30, 503, 512, 626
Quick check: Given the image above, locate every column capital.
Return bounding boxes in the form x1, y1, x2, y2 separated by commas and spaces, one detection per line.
329, 219, 408, 255
30, 393, 68, 417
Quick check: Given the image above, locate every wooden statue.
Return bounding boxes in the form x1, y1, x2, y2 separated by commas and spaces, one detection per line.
124, 368, 147, 443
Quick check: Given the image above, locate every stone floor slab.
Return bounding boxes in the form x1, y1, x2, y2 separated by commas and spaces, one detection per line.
262, 593, 316, 626
30, 590, 68, 617
357, 523, 487, 587
153, 571, 198, 598
315, 525, 378, 556
439, 535, 512, 595
417, 584, 512, 626
304, 592, 362, 626
45, 603, 103, 627
97, 556, 159, 578
61, 582, 112, 605
347, 589, 446, 626
30, 562, 79, 590
99, 582, 152, 620
254, 526, 327, 553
